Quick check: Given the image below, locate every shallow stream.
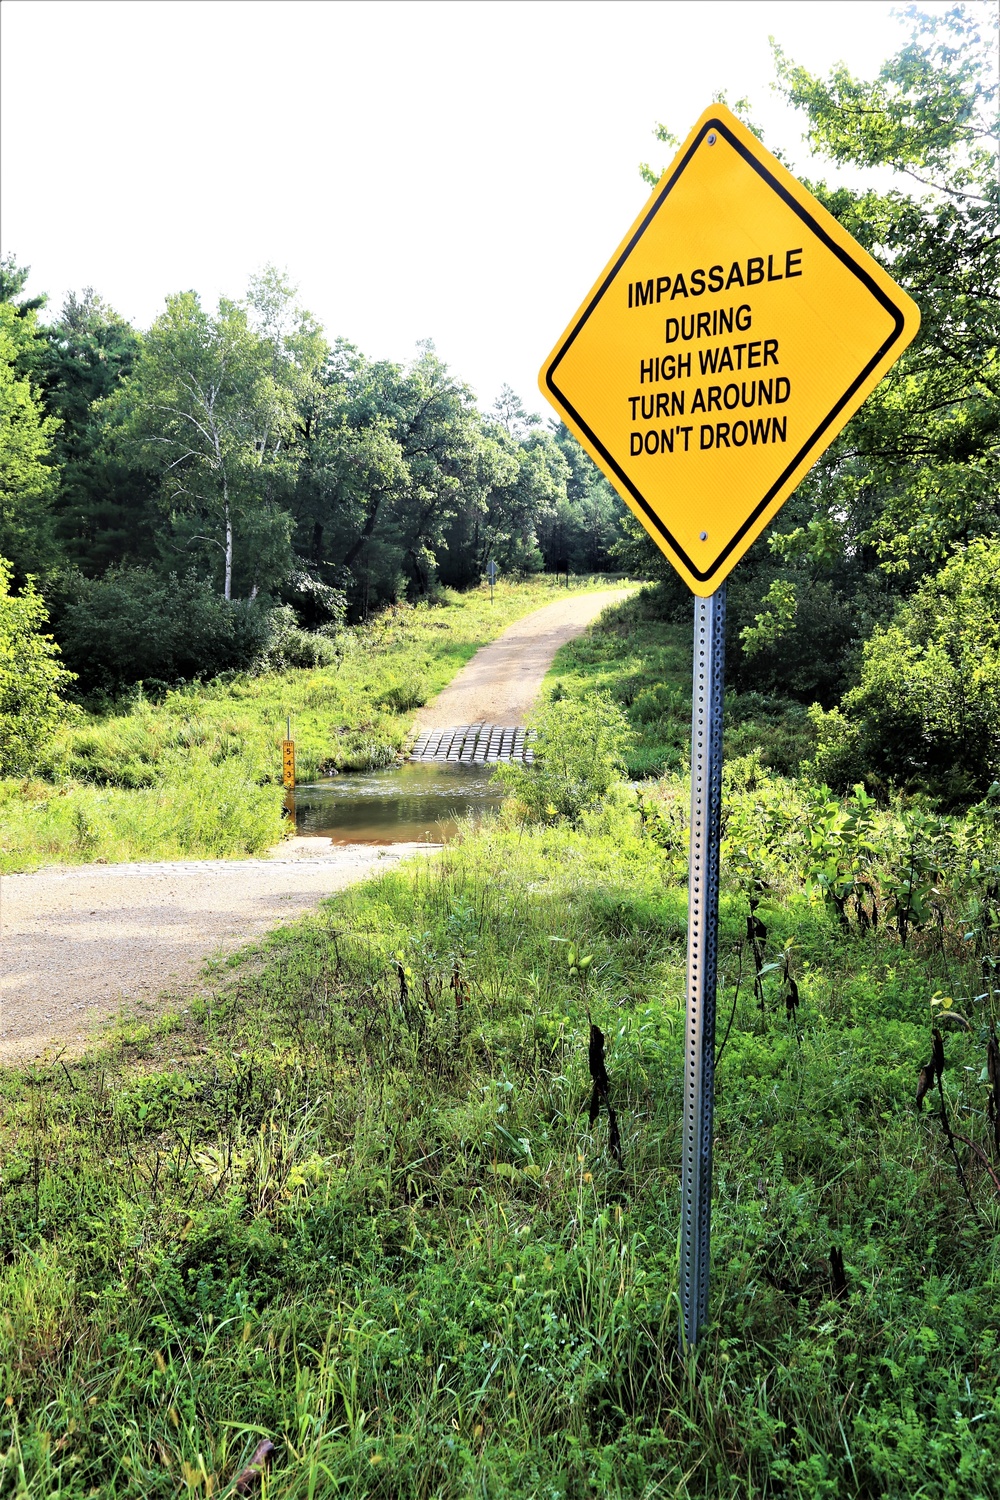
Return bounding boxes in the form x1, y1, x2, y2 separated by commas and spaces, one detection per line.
293, 761, 502, 844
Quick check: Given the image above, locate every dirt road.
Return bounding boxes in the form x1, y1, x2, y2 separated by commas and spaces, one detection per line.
412, 587, 632, 728
1, 587, 634, 1064
0, 843, 429, 1064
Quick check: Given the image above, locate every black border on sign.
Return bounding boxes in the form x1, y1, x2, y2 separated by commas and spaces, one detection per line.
544, 118, 909, 583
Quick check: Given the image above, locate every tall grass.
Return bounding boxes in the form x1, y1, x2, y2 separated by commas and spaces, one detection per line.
0, 759, 285, 866
545, 587, 816, 779
1, 578, 634, 872
1, 791, 997, 1497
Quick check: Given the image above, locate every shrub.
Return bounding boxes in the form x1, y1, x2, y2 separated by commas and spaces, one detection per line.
810, 540, 1000, 803
336, 737, 398, 772
260, 605, 341, 670
0, 757, 284, 868
377, 678, 428, 712
494, 691, 633, 823
631, 683, 685, 724
56, 568, 271, 696
724, 694, 816, 776
0, 557, 76, 774
729, 576, 861, 704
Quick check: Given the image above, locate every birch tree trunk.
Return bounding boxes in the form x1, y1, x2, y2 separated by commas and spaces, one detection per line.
224, 493, 233, 601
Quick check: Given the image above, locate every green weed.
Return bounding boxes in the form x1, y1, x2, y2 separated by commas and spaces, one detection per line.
1, 799, 998, 1497
545, 587, 816, 779
0, 579, 632, 872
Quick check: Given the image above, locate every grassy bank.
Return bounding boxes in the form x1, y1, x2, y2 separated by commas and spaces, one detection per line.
2, 777, 998, 1497
0, 578, 631, 872
4, 587, 997, 1495
546, 588, 816, 779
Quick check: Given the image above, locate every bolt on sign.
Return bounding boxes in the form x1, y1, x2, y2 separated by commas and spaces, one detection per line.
538, 101, 920, 1352
539, 102, 920, 595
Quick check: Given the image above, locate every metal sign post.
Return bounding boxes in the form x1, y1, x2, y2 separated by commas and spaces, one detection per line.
535, 98, 920, 1349
679, 584, 726, 1349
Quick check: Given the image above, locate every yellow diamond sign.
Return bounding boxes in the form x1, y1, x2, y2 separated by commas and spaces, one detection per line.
539, 103, 920, 595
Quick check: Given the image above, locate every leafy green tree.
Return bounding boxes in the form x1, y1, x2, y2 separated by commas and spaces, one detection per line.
495, 692, 634, 824
545, 424, 625, 574
441, 396, 567, 586
384, 346, 515, 595
108, 290, 297, 599
811, 538, 1000, 803
1, 243, 625, 673
482, 427, 565, 576
0, 253, 47, 327
0, 301, 59, 578
289, 340, 417, 608
247, 265, 328, 411
39, 289, 156, 574
293, 343, 525, 608
0, 556, 76, 774
769, 2, 999, 582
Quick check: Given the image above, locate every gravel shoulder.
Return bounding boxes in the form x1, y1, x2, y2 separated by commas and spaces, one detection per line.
2, 587, 634, 1065
0, 843, 431, 1064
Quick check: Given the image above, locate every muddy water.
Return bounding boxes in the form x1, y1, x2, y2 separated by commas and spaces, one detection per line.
293, 761, 503, 844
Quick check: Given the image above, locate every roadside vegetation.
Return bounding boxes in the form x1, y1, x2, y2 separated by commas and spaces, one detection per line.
0, 577, 624, 872
2, 728, 998, 1497
545, 587, 816, 781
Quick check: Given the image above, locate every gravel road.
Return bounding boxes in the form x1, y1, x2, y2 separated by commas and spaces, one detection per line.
0, 842, 430, 1064
412, 587, 632, 729
1, 587, 634, 1064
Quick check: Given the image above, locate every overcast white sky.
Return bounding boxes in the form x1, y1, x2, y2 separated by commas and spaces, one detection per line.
1, 0, 953, 415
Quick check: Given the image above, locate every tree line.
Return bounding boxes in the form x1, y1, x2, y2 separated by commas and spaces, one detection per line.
0, 256, 625, 691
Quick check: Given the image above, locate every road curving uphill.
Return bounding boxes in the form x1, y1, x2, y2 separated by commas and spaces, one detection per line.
411, 587, 632, 729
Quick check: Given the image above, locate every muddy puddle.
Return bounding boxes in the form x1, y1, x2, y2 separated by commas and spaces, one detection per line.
293, 761, 503, 844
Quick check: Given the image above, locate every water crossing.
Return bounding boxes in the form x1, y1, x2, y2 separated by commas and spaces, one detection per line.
292, 725, 534, 845
294, 761, 502, 844
409, 723, 535, 764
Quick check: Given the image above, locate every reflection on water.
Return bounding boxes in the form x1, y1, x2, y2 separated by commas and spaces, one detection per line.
294, 760, 503, 844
